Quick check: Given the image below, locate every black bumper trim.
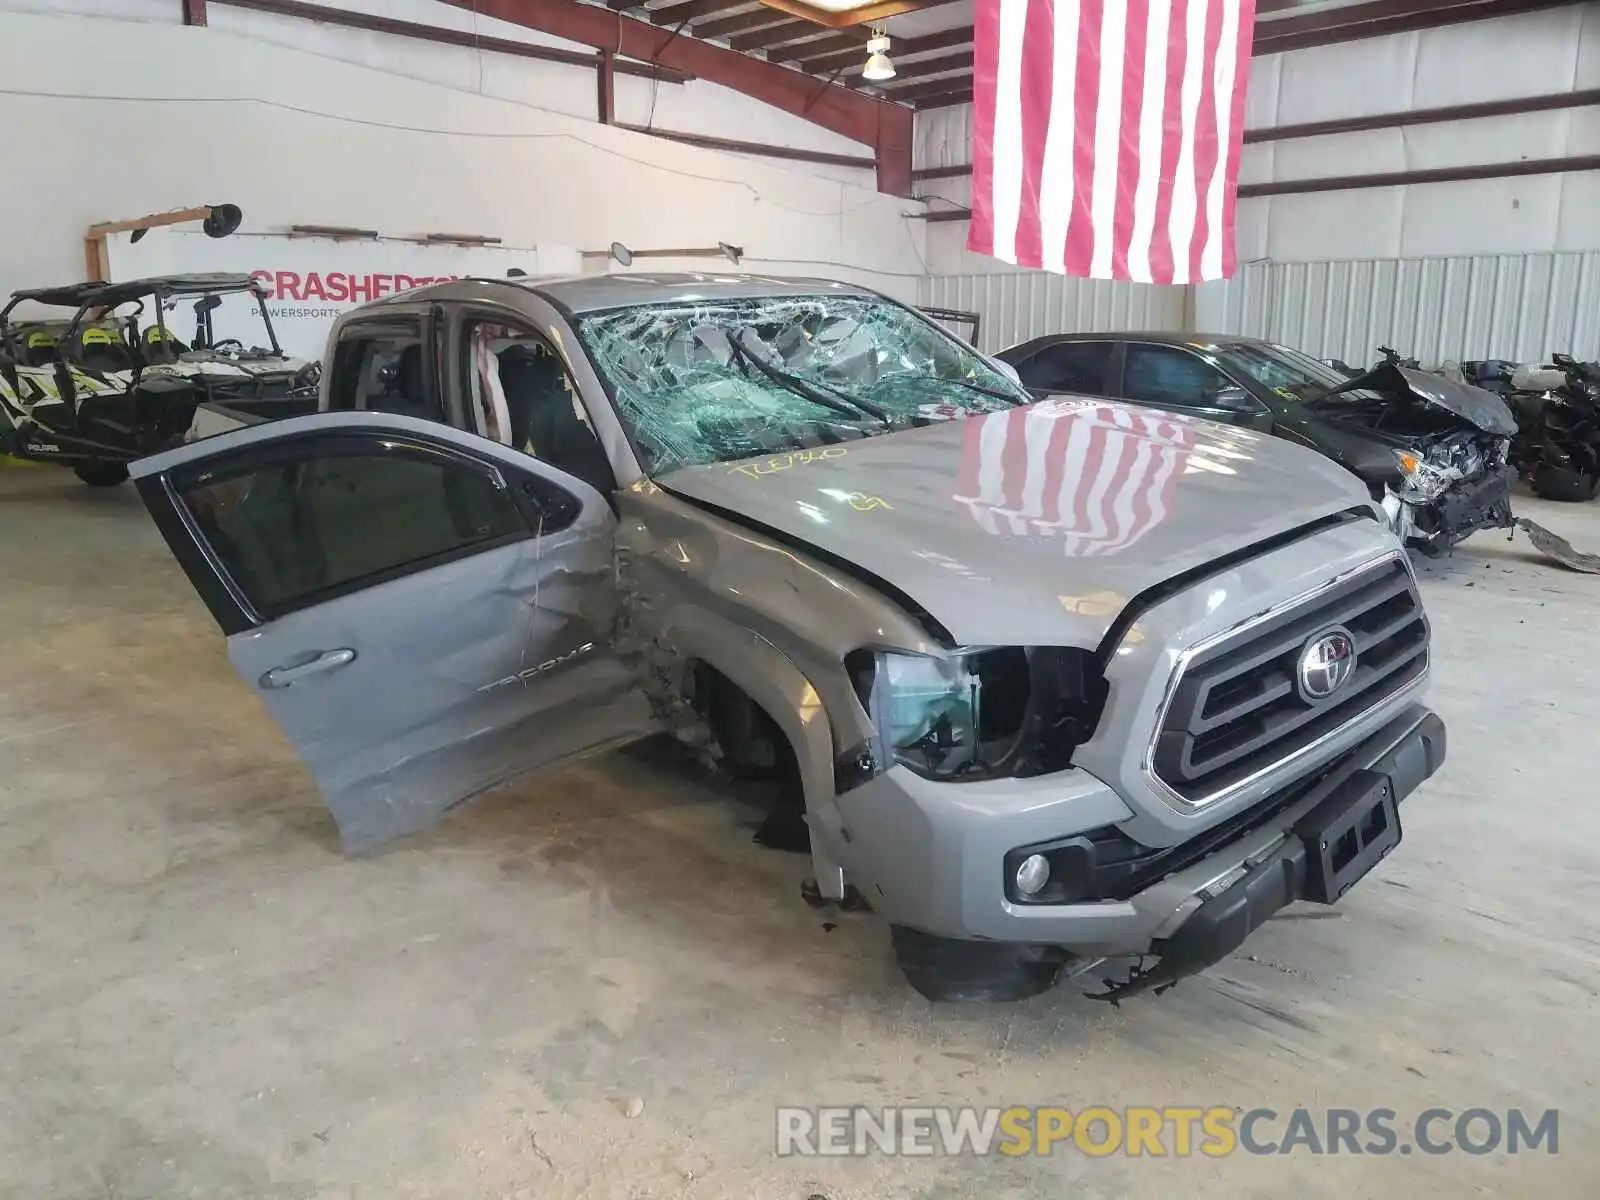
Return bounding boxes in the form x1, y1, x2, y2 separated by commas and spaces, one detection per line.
1160, 709, 1443, 973
1094, 708, 1444, 1000
1413, 464, 1516, 552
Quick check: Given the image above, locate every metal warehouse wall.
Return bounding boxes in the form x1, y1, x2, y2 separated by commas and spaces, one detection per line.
921, 273, 1186, 353
1206, 253, 1600, 365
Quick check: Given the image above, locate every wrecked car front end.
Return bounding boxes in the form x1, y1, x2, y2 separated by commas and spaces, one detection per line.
1312, 364, 1518, 555
1380, 428, 1516, 554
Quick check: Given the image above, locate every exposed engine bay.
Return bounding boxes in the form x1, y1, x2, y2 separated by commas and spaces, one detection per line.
1311, 363, 1517, 555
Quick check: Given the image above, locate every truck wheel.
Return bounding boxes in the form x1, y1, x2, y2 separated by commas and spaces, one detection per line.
692, 664, 810, 852
1530, 463, 1596, 502
890, 925, 1074, 1003
72, 463, 130, 487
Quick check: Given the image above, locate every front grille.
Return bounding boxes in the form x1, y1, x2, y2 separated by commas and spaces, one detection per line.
1151, 557, 1428, 802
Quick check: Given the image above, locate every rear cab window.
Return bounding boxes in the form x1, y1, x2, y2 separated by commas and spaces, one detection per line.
327, 317, 444, 423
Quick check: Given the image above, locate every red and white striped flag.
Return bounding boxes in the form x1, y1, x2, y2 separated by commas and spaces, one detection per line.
966, 0, 1256, 284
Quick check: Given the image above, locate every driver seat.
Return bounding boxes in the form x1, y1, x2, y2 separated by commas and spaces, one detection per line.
143, 326, 190, 360
498, 346, 613, 494
69, 327, 134, 374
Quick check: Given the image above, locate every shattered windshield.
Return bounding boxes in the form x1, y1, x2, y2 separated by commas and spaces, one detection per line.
574, 294, 1028, 473
1218, 342, 1357, 404
1221, 341, 1396, 411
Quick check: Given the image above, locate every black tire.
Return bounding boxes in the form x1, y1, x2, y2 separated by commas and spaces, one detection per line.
72, 462, 130, 487
1530, 463, 1597, 502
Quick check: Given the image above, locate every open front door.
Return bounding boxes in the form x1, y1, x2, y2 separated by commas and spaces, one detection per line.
132, 411, 653, 852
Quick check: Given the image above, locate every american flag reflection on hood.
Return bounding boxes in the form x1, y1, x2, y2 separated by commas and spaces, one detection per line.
954, 398, 1200, 555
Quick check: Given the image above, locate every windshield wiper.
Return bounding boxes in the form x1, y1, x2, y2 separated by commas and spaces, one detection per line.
731, 331, 892, 430
941, 376, 1028, 404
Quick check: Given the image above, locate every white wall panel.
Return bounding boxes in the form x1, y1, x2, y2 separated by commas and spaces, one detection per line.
0, 12, 926, 301
203, 0, 878, 183
0, 0, 878, 184
921, 272, 1186, 352
1204, 253, 1600, 364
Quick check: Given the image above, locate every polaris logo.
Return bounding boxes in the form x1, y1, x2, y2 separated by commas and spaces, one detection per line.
477, 642, 595, 693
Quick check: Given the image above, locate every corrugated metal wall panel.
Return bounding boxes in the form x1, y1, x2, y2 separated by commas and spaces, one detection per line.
1217, 253, 1600, 364
920, 272, 1187, 352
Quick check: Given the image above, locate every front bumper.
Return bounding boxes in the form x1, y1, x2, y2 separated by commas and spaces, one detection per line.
835, 704, 1444, 955
1400, 464, 1516, 553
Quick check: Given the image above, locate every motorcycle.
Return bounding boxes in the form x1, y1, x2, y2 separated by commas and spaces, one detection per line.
1510, 354, 1600, 502
1375, 345, 1422, 370
1320, 345, 1421, 379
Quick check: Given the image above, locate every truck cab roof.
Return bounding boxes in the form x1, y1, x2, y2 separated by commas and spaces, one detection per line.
358, 273, 880, 317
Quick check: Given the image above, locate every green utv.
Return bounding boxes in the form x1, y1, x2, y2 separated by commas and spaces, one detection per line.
0, 274, 318, 485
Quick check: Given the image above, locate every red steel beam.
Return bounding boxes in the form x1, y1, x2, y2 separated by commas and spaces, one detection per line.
439, 0, 915, 194
212, 0, 693, 81
598, 49, 616, 122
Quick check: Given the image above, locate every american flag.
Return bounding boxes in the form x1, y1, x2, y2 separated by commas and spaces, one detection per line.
966, 0, 1257, 283
954, 400, 1197, 555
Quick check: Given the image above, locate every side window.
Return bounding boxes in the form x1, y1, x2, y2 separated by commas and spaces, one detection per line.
177, 441, 528, 619
1015, 341, 1112, 395
459, 319, 615, 496
326, 320, 443, 423
1121, 345, 1233, 408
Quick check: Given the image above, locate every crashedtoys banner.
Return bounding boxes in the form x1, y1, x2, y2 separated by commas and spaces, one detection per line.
106, 230, 582, 360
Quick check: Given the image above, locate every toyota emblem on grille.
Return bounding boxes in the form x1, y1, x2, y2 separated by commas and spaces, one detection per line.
1297, 628, 1356, 702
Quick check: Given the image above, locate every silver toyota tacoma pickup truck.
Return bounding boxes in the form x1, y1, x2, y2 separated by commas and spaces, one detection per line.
138, 275, 1445, 1001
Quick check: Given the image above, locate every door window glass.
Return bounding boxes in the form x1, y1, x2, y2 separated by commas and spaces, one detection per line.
327, 321, 443, 422
461, 320, 614, 495
1015, 342, 1112, 395
1121, 345, 1234, 408
179, 442, 526, 617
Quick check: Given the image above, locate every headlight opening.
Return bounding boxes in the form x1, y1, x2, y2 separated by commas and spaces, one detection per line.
848, 646, 1105, 785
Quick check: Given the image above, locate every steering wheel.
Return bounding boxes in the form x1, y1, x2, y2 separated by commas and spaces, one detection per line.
210, 338, 245, 354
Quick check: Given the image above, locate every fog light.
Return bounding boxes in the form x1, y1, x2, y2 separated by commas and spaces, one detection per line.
1014, 853, 1051, 896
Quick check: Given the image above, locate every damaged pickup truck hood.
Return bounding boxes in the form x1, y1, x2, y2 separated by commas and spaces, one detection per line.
1330, 363, 1519, 436
660, 397, 1374, 648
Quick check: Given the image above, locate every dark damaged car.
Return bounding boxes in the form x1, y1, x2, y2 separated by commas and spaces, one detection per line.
999, 333, 1518, 555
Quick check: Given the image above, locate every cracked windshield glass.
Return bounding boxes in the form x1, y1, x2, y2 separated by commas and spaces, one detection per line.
575, 294, 1028, 474
1219, 342, 1370, 405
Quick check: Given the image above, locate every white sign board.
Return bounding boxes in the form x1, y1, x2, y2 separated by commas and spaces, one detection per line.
105, 230, 583, 361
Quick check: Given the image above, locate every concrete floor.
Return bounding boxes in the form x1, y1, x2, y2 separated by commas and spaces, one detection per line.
1, 463, 1597, 1200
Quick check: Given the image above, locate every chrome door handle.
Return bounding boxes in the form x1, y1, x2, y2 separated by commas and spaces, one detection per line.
258, 648, 357, 690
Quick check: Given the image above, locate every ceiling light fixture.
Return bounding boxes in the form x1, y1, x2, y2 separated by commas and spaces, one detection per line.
862, 29, 895, 82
